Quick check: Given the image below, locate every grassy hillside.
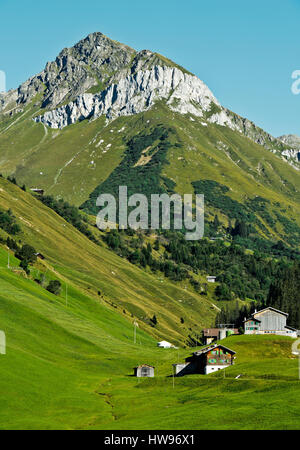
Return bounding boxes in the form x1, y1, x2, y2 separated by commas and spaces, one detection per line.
103, 335, 300, 430
0, 181, 298, 429
1, 32, 299, 431
1, 102, 299, 248
0, 260, 298, 430
0, 177, 221, 344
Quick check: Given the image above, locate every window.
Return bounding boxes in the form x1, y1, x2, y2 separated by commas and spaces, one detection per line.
141, 367, 150, 376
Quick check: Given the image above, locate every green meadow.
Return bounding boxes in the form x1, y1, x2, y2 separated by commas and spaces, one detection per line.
1, 29, 300, 432
0, 174, 299, 430
0, 250, 299, 429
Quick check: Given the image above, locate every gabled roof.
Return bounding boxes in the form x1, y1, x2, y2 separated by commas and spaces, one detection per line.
134, 364, 155, 369
193, 344, 236, 356
203, 328, 220, 337
244, 306, 289, 323
243, 317, 261, 323
254, 307, 288, 317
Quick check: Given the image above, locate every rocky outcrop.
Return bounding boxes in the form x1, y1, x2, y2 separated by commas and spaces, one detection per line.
1, 30, 299, 169
0, 32, 136, 113
34, 65, 219, 128
278, 135, 300, 163
279, 135, 300, 150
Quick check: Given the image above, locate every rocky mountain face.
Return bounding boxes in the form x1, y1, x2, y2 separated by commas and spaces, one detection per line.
278, 135, 300, 162
0, 32, 136, 111
0, 31, 298, 166
0, 31, 299, 250
279, 134, 300, 148
33, 64, 220, 128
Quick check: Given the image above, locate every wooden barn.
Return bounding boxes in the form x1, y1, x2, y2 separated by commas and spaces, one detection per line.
173, 344, 236, 376
203, 327, 239, 345
30, 188, 44, 195
244, 307, 298, 338
35, 252, 45, 260
133, 364, 155, 377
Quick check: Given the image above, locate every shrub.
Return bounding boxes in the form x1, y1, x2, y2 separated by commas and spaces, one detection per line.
46, 280, 62, 296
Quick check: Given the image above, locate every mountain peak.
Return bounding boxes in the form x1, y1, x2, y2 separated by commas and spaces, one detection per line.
1, 32, 300, 167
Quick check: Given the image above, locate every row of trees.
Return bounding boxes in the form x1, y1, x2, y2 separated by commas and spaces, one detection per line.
215, 262, 300, 329
0, 209, 21, 235
5, 237, 62, 295
102, 226, 300, 304
38, 195, 100, 245
267, 263, 300, 328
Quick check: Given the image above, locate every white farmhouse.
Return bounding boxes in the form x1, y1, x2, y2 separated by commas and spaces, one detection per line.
206, 276, 216, 283
244, 307, 297, 338
157, 340, 174, 348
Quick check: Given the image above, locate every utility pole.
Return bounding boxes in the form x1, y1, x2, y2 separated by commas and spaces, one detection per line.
7, 251, 10, 269
133, 319, 137, 344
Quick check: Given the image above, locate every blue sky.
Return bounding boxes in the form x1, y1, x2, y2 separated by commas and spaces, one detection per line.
0, 0, 299, 136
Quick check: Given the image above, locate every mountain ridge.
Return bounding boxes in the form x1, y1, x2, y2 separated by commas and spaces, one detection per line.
0, 31, 299, 167
0, 31, 299, 250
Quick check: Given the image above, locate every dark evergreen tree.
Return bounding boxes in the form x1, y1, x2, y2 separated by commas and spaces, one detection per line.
47, 280, 62, 296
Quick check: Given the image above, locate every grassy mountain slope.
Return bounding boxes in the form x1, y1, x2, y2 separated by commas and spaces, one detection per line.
0, 263, 298, 431
0, 102, 299, 248
0, 31, 299, 431
0, 177, 221, 344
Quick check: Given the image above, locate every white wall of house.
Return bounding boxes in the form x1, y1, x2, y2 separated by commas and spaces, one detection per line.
173, 363, 189, 375
157, 341, 173, 348
245, 309, 297, 337
247, 329, 297, 338
205, 364, 229, 374
254, 310, 287, 331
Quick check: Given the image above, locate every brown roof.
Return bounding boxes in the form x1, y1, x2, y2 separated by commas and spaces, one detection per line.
203, 328, 239, 336
134, 364, 155, 369
244, 318, 261, 323
193, 344, 236, 356
203, 328, 220, 337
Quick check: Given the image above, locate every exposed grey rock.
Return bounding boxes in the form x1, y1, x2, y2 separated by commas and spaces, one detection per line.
34, 65, 219, 128
278, 135, 300, 162
0, 32, 136, 113
0, 30, 299, 168
278, 134, 300, 149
